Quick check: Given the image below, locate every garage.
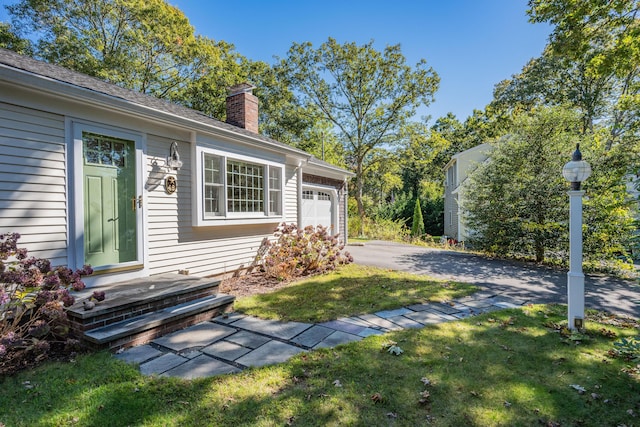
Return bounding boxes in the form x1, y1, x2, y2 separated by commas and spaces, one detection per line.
301, 188, 335, 232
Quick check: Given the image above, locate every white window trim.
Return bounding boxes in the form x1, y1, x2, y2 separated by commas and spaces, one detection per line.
193, 146, 284, 226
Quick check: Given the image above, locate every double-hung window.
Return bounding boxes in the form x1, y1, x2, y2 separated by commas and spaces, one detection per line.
199, 149, 283, 223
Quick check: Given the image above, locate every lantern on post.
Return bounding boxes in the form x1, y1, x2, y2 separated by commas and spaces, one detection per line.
562, 144, 591, 330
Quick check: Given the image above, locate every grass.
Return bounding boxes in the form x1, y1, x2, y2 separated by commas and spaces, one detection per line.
1, 305, 639, 426
233, 264, 477, 322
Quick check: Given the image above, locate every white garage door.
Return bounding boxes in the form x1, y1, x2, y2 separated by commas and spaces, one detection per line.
302, 189, 334, 231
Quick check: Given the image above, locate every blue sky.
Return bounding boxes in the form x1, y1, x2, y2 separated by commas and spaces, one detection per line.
170, 0, 552, 122
1, 0, 552, 122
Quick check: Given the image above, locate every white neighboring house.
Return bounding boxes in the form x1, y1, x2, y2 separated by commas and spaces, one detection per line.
0, 49, 353, 287
443, 143, 493, 242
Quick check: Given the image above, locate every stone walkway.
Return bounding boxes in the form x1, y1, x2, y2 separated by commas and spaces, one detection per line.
115, 292, 523, 380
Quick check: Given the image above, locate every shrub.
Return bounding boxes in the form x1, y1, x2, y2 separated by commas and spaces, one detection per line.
258, 223, 353, 280
411, 198, 425, 238
0, 233, 93, 373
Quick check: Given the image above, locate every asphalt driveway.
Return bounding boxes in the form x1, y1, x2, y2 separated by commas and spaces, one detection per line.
347, 240, 640, 319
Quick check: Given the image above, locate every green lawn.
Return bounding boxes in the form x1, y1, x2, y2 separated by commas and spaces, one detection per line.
233, 263, 477, 322
1, 268, 639, 426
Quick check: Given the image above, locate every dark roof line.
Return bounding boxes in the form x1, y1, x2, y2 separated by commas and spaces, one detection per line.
0, 48, 312, 157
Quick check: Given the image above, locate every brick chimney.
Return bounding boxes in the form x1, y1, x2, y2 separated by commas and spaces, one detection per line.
226, 83, 259, 133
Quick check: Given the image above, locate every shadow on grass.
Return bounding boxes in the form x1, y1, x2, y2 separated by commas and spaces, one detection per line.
233, 265, 477, 323
2, 305, 638, 426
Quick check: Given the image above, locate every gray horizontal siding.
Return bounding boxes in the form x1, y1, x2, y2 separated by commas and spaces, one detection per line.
144, 135, 274, 277
0, 102, 67, 265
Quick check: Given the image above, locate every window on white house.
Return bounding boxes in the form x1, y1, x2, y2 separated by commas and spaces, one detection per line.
204, 155, 223, 215
269, 167, 281, 215
447, 165, 457, 188
202, 153, 282, 219
227, 160, 264, 213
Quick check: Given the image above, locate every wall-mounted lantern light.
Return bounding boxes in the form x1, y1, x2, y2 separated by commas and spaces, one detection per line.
167, 141, 183, 171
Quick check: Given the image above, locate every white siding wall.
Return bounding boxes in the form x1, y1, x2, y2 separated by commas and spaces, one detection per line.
0, 102, 68, 265
145, 135, 290, 277
284, 164, 298, 224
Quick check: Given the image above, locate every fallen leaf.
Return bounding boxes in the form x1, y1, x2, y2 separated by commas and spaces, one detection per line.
418, 390, 431, 405
371, 393, 383, 403
420, 377, 431, 386
470, 390, 480, 397
387, 345, 404, 355
570, 384, 586, 394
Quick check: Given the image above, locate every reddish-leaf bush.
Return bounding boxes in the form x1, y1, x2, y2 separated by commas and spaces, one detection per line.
258, 223, 353, 280
0, 233, 93, 373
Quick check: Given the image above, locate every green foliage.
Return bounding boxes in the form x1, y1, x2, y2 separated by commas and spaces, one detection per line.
511, 0, 640, 150
464, 107, 635, 265
0, 22, 32, 55
0, 233, 94, 375
279, 37, 440, 226
611, 336, 640, 361
258, 223, 352, 281
411, 198, 425, 238
373, 190, 444, 237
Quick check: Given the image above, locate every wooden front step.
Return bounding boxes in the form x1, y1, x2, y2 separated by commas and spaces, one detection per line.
65, 273, 235, 351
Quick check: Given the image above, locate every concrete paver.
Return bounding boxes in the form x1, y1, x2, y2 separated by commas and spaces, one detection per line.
375, 308, 413, 318
291, 325, 335, 347
387, 315, 425, 329
230, 317, 312, 340
225, 330, 271, 349
313, 330, 362, 349
202, 340, 250, 361
152, 322, 236, 351
140, 353, 187, 376
405, 310, 457, 324
319, 319, 365, 335
235, 340, 306, 367
115, 344, 162, 364
358, 328, 384, 337
357, 314, 403, 331
163, 355, 241, 379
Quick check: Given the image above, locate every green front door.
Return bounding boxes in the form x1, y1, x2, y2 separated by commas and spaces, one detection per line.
83, 132, 137, 267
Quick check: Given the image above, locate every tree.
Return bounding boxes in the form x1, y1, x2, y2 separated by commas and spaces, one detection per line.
278, 38, 440, 231
527, 0, 640, 150
464, 107, 635, 265
411, 198, 425, 238
0, 22, 32, 55
7, 0, 247, 109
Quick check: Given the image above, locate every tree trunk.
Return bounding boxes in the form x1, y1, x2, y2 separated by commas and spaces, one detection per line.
356, 175, 365, 237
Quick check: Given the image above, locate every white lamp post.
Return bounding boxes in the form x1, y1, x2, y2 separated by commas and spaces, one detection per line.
562, 144, 591, 330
